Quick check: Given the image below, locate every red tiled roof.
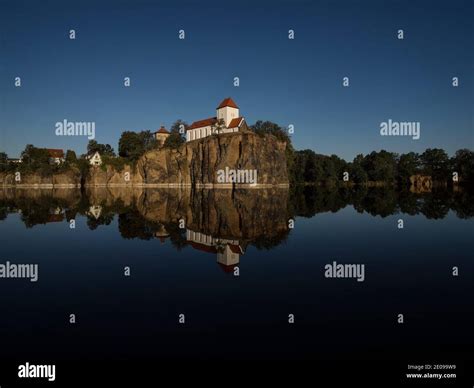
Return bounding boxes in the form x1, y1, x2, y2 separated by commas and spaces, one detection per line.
227, 117, 244, 129
154, 126, 170, 134
228, 244, 243, 254
45, 149, 64, 158
188, 241, 218, 254
217, 97, 238, 109
188, 117, 217, 130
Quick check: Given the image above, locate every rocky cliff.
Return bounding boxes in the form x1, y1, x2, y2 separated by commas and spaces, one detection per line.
86, 132, 289, 187
1, 133, 288, 188
0, 169, 80, 188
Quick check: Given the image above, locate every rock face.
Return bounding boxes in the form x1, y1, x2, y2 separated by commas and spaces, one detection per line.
0, 169, 80, 188
86, 132, 289, 187
85, 164, 142, 187
1, 133, 288, 188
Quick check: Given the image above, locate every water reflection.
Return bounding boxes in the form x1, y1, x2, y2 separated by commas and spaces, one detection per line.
0, 187, 473, 252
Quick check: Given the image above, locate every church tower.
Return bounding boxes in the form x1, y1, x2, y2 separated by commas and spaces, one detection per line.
216, 97, 239, 127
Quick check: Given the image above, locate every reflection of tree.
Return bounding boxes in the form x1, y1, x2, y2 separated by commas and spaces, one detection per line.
397, 191, 421, 215
420, 191, 451, 219
1, 186, 474, 254
162, 222, 188, 250
289, 186, 349, 218
118, 210, 158, 240
354, 188, 398, 218
86, 213, 114, 230
451, 191, 474, 219
251, 229, 289, 250
0, 206, 7, 221
289, 185, 474, 221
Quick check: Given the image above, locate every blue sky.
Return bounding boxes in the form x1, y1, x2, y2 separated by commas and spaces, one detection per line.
0, 0, 472, 160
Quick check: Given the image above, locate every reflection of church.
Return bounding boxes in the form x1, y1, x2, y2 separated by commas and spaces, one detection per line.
186, 229, 244, 272
154, 224, 170, 243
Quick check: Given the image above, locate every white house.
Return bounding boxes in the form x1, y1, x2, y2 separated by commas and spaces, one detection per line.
87, 205, 103, 219
186, 97, 248, 142
86, 151, 102, 166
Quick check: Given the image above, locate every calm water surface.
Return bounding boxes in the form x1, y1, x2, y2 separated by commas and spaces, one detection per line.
0, 187, 472, 363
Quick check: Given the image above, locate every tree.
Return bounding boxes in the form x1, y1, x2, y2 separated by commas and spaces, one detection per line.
251, 120, 291, 144
397, 152, 420, 185
212, 118, 226, 135
164, 120, 187, 149
21, 145, 50, 168
0, 152, 8, 172
348, 162, 368, 184
118, 130, 157, 160
87, 140, 115, 157
420, 148, 450, 181
451, 149, 474, 184
65, 150, 77, 164
360, 150, 397, 182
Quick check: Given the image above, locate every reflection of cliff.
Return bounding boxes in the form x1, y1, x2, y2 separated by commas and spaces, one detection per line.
1, 186, 473, 234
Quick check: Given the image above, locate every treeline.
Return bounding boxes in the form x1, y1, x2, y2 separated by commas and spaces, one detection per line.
248, 120, 474, 186
0, 120, 188, 176
0, 146, 85, 176
289, 148, 474, 186
1, 120, 473, 186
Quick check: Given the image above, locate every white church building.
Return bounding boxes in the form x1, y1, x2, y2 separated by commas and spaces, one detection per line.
186, 97, 248, 142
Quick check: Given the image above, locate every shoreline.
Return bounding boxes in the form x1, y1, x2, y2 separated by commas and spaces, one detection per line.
0, 183, 290, 189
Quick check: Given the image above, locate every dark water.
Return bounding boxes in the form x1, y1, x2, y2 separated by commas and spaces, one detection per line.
0, 187, 473, 376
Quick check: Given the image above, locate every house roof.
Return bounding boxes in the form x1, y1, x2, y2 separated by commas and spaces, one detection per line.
45, 149, 64, 158
228, 244, 243, 254
188, 241, 218, 254
217, 97, 239, 109
86, 151, 101, 159
188, 117, 217, 130
154, 125, 170, 134
227, 117, 244, 129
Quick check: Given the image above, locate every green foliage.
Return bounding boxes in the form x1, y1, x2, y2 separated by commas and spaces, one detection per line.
0, 152, 8, 172
65, 149, 77, 163
101, 155, 128, 172
420, 148, 450, 181
451, 149, 474, 184
289, 149, 348, 184
20, 145, 50, 170
87, 140, 115, 157
251, 120, 291, 144
348, 162, 368, 184
76, 158, 90, 176
289, 148, 474, 186
164, 120, 187, 149
359, 150, 398, 182
397, 152, 420, 184
119, 130, 157, 160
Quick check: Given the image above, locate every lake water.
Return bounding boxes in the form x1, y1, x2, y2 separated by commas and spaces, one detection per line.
0, 187, 473, 377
